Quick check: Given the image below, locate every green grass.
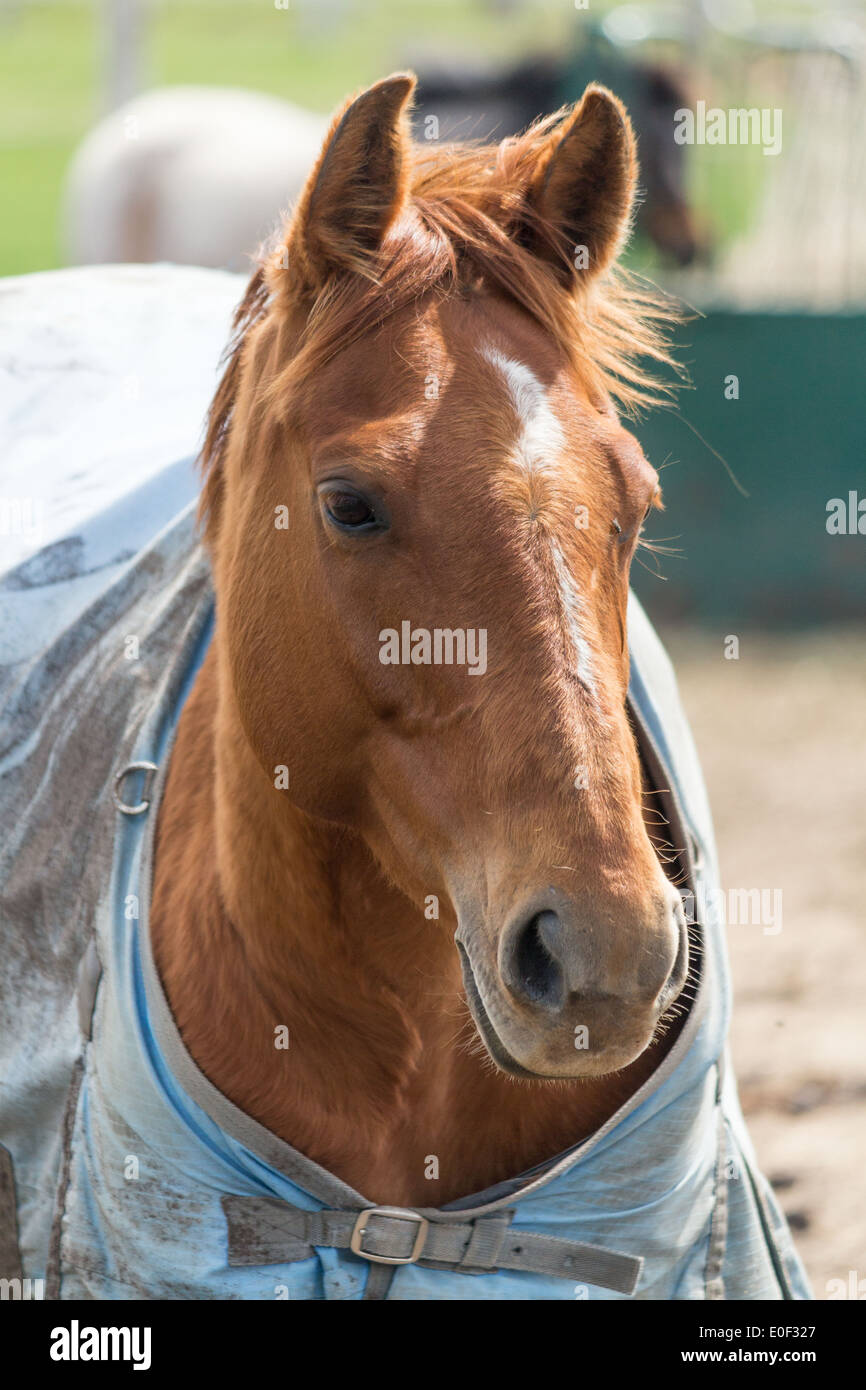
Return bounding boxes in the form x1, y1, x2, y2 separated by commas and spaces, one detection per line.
0, 0, 578, 276
150, 0, 577, 106
0, 144, 77, 274
0, 2, 93, 274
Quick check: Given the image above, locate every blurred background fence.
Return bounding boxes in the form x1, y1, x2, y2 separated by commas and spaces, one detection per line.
1, 0, 864, 1297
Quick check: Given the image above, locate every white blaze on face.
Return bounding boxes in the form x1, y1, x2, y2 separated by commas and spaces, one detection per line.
482, 347, 565, 477
548, 539, 597, 697
482, 346, 596, 696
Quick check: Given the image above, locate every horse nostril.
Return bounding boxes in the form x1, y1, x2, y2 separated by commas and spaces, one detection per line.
510, 910, 565, 1010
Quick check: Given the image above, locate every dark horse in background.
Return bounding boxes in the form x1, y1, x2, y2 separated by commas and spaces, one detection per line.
411, 38, 703, 266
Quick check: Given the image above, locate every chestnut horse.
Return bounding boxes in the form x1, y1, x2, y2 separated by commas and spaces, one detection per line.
150, 74, 690, 1209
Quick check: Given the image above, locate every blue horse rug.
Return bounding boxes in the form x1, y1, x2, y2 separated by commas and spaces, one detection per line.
0, 267, 811, 1301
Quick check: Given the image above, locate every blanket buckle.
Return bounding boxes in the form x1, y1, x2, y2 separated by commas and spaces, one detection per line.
350, 1206, 429, 1265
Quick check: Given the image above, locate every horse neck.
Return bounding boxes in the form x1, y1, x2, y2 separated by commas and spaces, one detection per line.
151, 636, 669, 1205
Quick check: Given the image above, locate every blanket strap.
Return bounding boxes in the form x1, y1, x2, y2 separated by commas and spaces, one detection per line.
222, 1194, 643, 1295
0, 1145, 23, 1282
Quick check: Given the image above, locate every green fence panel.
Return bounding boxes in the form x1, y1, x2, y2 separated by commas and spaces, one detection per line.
631, 312, 865, 626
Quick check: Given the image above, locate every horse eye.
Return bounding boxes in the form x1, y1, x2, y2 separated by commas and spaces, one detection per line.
320, 486, 380, 532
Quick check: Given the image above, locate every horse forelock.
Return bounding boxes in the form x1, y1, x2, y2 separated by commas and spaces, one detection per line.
198, 121, 682, 541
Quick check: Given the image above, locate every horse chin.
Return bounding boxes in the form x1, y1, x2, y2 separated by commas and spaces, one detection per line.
457, 939, 656, 1082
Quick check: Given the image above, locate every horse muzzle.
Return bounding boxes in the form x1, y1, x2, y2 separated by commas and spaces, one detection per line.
455, 886, 689, 1079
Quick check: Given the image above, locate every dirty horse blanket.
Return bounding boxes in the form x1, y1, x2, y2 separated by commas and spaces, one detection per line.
0, 267, 810, 1301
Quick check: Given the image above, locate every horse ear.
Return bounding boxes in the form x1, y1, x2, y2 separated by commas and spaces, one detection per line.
273, 73, 416, 295
525, 85, 637, 287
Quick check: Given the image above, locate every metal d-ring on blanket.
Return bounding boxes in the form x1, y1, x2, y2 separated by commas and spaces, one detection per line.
112, 761, 159, 816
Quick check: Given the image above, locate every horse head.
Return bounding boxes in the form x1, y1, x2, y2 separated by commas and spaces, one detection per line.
201, 74, 688, 1081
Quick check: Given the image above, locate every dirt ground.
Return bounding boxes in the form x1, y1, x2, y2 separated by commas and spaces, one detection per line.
664, 627, 866, 1300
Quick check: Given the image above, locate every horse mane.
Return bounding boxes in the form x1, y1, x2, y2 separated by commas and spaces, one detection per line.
200, 112, 682, 534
